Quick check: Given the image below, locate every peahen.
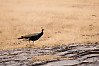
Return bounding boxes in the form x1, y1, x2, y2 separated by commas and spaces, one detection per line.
18, 27, 44, 44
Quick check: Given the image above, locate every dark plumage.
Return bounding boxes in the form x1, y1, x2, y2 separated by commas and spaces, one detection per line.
18, 27, 44, 44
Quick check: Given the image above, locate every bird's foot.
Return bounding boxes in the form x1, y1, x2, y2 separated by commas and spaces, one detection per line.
26, 44, 34, 48
30, 44, 35, 47
26, 44, 32, 48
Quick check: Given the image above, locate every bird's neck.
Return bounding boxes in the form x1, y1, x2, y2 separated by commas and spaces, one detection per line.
40, 31, 43, 35
38, 31, 43, 38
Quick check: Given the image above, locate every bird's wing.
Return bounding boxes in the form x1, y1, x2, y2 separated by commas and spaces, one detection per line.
23, 33, 39, 38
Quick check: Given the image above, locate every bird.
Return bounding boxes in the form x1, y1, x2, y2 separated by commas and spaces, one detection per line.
18, 27, 44, 45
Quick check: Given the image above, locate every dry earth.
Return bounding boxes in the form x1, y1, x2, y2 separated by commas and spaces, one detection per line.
0, 0, 99, 66
0, 0, 99, 50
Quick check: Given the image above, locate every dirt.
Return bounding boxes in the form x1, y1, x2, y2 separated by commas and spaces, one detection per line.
0, 0, 99, 50
0, 43, 99, 66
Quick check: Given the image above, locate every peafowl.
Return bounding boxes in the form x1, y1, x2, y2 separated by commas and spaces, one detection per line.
18, 27, 44, 44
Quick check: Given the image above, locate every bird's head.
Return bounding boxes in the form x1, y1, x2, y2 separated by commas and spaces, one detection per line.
41, 27, 44, 31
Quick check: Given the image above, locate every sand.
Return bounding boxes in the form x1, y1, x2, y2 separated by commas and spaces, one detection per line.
0, 0, 99, 50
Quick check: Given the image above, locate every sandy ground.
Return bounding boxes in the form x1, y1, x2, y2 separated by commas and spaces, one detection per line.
0, 0, 99, 50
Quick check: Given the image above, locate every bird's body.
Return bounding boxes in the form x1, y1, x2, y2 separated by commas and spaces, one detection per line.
18, 28, 44, 44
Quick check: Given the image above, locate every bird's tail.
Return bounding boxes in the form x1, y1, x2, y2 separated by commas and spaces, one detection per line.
18, 36, 23, 39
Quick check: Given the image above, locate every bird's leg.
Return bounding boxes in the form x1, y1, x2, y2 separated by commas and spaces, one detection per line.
26, 40, 31, 47
33, 41, 34, 45
29, 40, 30, 44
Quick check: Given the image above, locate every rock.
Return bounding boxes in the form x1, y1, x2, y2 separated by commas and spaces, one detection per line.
43, 60, 80, 66
32, 61, 46, 66
0, 43, 99, 66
